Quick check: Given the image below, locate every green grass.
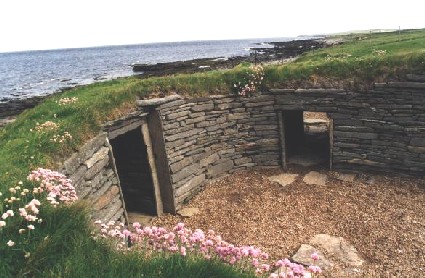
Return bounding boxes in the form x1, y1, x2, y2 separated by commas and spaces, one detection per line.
0, 28, 424, 277
1, 203, 253, 277
264, 29, 425, 88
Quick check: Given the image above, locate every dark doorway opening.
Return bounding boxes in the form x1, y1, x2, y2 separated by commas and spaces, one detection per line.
110, 128, 157, 215
283, 111, 330, 168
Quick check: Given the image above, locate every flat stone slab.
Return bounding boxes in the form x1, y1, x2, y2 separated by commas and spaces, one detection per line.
303, 171, 327, 186
177, 207, 200, 217
309, 234, 364, 268
335, 172, 356, 182
292, 244, 333, 270
268, 174, 299, 187
304, 119, 329, 124
292, 234, 364, 274
127, 212, 153, 226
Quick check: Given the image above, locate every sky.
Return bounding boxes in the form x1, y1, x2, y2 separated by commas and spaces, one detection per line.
0, 0, 424, 53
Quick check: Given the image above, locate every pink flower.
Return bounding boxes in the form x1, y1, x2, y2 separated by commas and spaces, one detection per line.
28, 225, 35, 230
0, 221, 6, 227
308, 265, 322, 274
261, 263, 271, 272
311, 251, 319, 261
180, 246, 186, 256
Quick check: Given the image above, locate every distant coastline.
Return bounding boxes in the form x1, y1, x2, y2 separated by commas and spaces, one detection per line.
0, 36, 332, 126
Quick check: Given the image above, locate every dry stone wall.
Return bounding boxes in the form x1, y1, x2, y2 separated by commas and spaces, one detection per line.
63, 79, 424, 217
61, 132, 126, 223
142, 81, 424, 209
139, 94, 281, 209
331, 82, 425, 175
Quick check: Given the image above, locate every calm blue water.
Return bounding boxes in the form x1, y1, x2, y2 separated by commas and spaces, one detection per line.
0, 38, 293, 101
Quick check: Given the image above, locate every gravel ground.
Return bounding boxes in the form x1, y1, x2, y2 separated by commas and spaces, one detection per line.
152, 165, 425, 277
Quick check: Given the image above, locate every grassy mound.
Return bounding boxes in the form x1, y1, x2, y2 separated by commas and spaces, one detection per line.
0, 28, 424, 276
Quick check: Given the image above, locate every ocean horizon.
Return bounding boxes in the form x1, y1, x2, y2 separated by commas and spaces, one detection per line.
0, 37, 297, 102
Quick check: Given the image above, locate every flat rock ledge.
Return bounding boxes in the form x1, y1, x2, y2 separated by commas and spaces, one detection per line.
177, 207, 200, 218
292, 234, 364, 275
268, 174, 299, 187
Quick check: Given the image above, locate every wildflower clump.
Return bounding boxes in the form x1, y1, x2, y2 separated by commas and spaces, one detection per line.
93, 221, 322, 277
50, 131, 72, 143
372, 49, 387, 56
33, 121, 59, 133
27, 168, 78, 206
233, 64, 264, 96
57, 97, 78, 105
0, 169, 78, 257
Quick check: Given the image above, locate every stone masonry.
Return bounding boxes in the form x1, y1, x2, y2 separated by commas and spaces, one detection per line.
62, 79, 425, 217
61, 132, 127, 223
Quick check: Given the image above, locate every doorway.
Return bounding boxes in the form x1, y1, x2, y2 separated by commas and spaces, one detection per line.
109, 128, 157, 215
281, 111, 331, 168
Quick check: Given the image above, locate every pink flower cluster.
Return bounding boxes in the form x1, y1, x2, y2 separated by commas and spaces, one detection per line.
94, 221, 322, 277
27, 168, 78, 207
234, 64, 265, 96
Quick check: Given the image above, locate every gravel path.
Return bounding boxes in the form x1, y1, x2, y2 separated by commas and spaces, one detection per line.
152, 166, 425, 277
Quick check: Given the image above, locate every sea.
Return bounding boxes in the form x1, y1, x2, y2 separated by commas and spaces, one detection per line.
0, 38, 295, 102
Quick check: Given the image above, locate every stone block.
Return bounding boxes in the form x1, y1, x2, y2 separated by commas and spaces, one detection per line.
170, 157, 193, 173
228, 113, 249, 121
172, 163, 200, 183
84, 147, 110, 169
410, 137, 425, 147
185, 115, 206, 125
165, 110, 190, 120
165, 129, 200, 142
69, 165, 88, 186
79, 133, 107, 160
191, 102, 214, 112
207, 159, 234, 178
175, 174, 205, 198
162, 122, 180, 130
334, 131, 378, 140
94, 185, 120, 210
408, 146, 425, 153
84, 156, 110, 180
108, 121, 142, 140
245, 101, 275, 108
234, 157, 252, 165
200, 153, 220, 167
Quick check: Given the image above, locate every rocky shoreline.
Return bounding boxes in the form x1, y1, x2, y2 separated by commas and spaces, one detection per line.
1, 38, 337, 128
132, 38, 335, 77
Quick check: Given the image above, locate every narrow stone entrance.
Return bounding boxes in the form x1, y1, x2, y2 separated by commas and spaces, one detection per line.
280, 111, 331, 168
109, 128, 157, 215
